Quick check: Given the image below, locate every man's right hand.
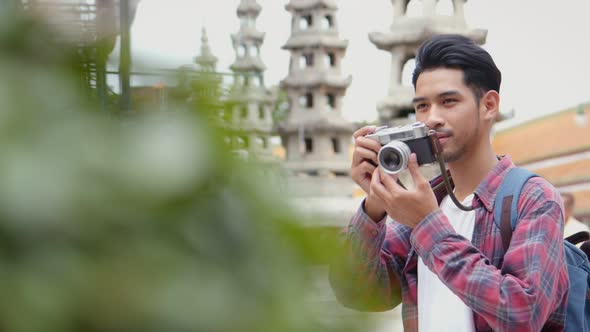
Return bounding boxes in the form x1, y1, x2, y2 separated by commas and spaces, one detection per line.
351, 126, 386, 221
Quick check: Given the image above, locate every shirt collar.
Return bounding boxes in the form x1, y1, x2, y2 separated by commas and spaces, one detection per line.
473, 155, 515, 212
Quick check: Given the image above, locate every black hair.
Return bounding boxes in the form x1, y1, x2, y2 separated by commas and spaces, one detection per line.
412, 34, 502, 102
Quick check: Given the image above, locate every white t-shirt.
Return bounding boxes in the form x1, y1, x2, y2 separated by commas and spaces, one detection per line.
564, 217, 590, 238
417, 193, 476, 332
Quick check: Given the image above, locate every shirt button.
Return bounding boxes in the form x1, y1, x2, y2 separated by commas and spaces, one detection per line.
372, 230, 378, 236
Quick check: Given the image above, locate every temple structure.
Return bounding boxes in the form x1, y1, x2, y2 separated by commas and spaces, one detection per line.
369, 0, 487, 125
227, 0, 275, 160
194, 28, 218, 72
492, 104, 590, 223
278, 0, 356, 225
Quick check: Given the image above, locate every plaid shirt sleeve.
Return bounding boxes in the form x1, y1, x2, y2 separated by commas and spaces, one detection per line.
328, 200, 412, 311
410, 178, 568, 331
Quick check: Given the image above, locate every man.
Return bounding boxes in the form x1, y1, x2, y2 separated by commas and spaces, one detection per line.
329, 34, 568, 331
562, 192, 590, 238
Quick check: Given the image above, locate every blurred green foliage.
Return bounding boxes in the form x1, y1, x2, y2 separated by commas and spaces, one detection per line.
0, 7, 368, 332
272, 88, 289, 126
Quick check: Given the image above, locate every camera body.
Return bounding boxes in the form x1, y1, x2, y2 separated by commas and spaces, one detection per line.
365, 122, 437, 174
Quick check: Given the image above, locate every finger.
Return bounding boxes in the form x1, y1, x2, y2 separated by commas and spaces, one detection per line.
355, 136, 382, 154
379, 167, 403, 192
353, 125, 377, 139
371, 168, 391, 202
358, 160, 377, 176
352, 161, 375, 181
352, 161, 377, 186
352, 146, 378, 166
407, 153, 427, 188
370, 167, 385, 194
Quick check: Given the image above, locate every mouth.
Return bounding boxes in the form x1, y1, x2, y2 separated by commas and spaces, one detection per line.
436, 132, 451, 144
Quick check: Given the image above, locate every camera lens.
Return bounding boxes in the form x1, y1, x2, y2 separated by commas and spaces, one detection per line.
378, 141, 411, 174
382, 151, 401, 169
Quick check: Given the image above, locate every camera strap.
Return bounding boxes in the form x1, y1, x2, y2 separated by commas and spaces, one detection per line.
428, 131, 474, 212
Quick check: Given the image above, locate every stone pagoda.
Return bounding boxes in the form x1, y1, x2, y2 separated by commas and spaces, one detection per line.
278, 0, 356, 225
227, 0, 275, 160
194, 28, 218, 71
177, 28, 219, 89
369, 0, 487, 125
177, 28, 223, 113
279, 0, 353, 179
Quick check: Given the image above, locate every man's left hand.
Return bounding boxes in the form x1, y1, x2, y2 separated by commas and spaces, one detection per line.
371, 153, 439, 228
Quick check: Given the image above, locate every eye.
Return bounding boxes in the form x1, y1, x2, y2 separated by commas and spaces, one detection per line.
415, 103, 428, 112
443, 98, 458, 105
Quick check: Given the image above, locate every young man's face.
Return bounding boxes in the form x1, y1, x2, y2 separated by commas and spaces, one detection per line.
412, 68, 483, 163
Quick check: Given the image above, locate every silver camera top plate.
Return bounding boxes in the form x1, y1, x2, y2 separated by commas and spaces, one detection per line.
365, 122, 429, 145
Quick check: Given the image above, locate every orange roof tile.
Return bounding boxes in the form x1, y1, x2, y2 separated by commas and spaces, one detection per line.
492, 106, 590, 164
534, 159, 590, 186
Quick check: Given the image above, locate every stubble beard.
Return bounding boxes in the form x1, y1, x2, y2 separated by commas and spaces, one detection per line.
443, 149, 461, 163
442, 124, 480, 164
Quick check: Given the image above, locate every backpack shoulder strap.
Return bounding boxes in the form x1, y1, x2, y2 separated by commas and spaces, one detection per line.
493, 167, 538, 252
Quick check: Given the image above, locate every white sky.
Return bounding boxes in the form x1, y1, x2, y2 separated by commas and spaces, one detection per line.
120, 0, 590, 128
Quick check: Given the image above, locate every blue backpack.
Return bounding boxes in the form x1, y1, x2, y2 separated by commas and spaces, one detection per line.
494, 167, 590, 331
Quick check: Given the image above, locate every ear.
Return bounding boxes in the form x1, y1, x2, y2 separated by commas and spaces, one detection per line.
480, 90, 500, 122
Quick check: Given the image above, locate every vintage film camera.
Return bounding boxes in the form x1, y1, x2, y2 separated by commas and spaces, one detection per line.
365, 122, 438, 174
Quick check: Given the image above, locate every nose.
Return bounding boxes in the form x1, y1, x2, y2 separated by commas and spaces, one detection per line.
424, 105, 445, 130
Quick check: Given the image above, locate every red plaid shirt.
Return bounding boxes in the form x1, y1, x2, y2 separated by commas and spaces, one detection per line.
330, 156, 569, 331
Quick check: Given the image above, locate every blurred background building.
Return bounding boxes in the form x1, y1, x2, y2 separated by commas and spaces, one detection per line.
278, 0, 356, 226
20, 0, 142, 112
369, 0, 486, 126
492, 104, 590, 223
226, 0, 276, 161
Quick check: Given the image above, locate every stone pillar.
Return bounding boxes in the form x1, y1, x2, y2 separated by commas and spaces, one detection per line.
423, 0, 437, 17
392, 0, 408, 17
389, 51, 404, 94
453, 0, 465, 20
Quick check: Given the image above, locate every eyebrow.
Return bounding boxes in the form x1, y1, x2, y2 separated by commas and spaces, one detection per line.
412, 90, 462, 104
